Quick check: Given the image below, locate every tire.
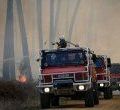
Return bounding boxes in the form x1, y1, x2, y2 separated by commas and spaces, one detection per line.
93, 90, 99, 105
71, 95, 77, 100
85, 89, 94, 107
71, 94, 79, 100
51, 96, 59, 106
40, 93, 50, 109
104, 87, 113, 99
110, 88, 113, 99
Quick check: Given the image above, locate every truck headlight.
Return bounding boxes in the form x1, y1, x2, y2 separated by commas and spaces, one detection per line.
78, 85, 85, 90
44, 87, 50, 93
100, 83, 104, 87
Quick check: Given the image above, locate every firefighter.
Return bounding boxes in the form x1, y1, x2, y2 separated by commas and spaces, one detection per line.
52, 37, 67, 48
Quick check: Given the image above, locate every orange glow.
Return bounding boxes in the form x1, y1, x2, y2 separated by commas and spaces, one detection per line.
19, 75, 27, 83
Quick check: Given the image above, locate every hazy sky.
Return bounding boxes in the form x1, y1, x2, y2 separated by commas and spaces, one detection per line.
0, 0, 120, 77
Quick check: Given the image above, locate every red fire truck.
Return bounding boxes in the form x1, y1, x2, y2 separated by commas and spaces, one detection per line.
95, 55, 112, 99
37, 38, 99, 108
111, 73, 120, 91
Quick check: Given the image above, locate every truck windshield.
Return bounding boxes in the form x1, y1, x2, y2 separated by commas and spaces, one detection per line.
95, 57, 105, 68
41, 50, 87, 68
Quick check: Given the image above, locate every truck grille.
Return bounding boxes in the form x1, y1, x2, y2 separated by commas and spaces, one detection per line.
53, 73, 74, 79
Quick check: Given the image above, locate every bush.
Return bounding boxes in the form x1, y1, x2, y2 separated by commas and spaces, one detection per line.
0, 80, 40, 110
0, 81, 28, 101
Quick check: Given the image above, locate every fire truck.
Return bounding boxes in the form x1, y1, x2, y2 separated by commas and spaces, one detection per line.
117, 82, 120, 91
111, 74, 120, 91
37, 38, 99, 108
94, 55, 113, 99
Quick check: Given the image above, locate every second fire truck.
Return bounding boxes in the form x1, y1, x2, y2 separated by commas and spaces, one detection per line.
94, 55, 112, 99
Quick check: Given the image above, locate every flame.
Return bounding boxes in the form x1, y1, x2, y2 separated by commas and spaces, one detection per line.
19, 75, 27, 83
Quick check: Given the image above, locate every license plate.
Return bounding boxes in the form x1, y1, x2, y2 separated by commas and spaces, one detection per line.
56, 89, 74, 95
57, 74, 70, 78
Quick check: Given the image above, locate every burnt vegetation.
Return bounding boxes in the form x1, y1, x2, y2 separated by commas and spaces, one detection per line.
0, 80, 40, 110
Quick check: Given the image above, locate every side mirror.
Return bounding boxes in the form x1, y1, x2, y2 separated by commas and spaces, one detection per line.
107, 58, 111, 67
92, 54, 97, 63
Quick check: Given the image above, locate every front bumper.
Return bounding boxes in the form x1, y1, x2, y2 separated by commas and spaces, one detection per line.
37, 82, 91, 95
117, 82, 120, 90
97, 80, 110, 88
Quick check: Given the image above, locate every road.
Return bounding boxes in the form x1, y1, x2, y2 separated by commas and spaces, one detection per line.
44, 96, 120, 110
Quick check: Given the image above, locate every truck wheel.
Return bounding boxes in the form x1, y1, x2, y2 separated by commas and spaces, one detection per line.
85, 89, 94, 107
40, 93, 50, 109
51, 96, 59, 106
71, 96, 77, 100
109, 88, 113, 99
104, 87, 113, 99
71, 94, 78, 100
93, 90, 99, 105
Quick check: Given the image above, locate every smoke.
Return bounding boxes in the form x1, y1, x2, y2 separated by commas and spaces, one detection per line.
19, 59, 27, 76
54, 0, 61, 40
3, 0, 15, 80
15, 0, 32, 80
68, 0, 81, 42
49, 0, 55, 49
36, 0, 43, 50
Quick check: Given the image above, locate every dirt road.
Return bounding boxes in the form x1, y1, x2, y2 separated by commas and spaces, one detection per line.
45, 96, 120, 110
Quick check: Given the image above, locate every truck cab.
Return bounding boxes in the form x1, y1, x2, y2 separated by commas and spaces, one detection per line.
95, 55, 112, 99
37, 46, 99, 108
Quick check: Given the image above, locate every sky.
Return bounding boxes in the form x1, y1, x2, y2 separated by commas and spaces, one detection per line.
0, 0, 120, 78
